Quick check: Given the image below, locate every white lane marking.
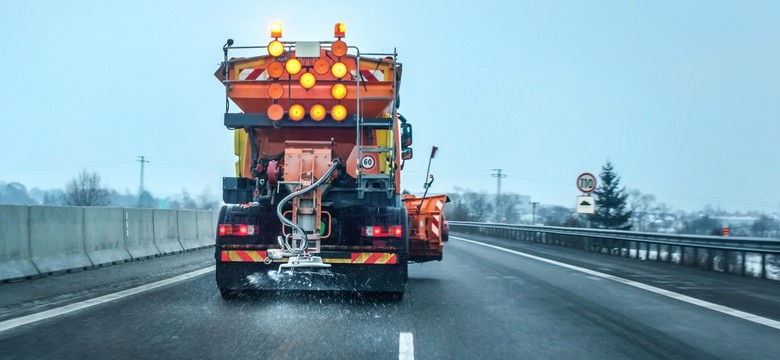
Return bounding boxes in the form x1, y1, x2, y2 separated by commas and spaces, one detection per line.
0, 266, 215, 333
453, 236, 780, 331
399, 332, 414, 360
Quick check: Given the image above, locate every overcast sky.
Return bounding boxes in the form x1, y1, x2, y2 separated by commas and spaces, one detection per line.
1, 1, 778, 213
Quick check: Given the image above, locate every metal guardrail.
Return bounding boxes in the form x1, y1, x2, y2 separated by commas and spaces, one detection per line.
448, 221, 780, 281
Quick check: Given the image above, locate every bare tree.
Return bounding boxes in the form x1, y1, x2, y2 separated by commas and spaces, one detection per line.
444, 188, 470, 221
60, 170, 110, 206
628, 189, 656, 231
752, 215, 780, 238
198, 187, 220, 210
464, 190, 493, 222
538, 205, 574, 226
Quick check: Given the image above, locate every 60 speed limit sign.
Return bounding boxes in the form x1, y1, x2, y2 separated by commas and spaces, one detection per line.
576, 173, 597, 193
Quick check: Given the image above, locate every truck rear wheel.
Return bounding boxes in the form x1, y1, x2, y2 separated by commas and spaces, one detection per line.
219, 288, 241, 300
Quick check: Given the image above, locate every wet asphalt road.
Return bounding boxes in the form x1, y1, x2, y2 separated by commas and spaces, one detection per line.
1, 233, 779, 359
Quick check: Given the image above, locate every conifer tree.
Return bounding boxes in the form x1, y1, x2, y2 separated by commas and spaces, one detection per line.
590, 161, 632, 230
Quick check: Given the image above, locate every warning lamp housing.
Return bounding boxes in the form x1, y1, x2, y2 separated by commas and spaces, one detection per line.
267, 40, 284, 57
331, 62, 347, 78
219, 23, 400, 125
334, 22, 346, 38
270, 22, 282, 38
300, 73, 316, 89
331, 83, 347, 100
331, 104, 347, 121
310, 104, 326, 121
289, 104, 305, 121
285, 58, 302, 75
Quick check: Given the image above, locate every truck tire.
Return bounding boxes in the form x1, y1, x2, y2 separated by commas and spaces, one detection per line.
220, 288, 241, 300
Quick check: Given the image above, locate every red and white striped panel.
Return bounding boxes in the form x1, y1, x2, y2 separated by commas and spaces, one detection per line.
238, 68, 269, 81
350, 69, 384, 82
431, 199, 444, 238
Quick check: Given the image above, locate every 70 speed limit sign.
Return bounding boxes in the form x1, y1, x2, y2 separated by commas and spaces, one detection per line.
576, 173, 597, 193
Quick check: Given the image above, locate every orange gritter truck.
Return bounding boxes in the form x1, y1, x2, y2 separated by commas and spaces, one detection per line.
214, 22, 446, 300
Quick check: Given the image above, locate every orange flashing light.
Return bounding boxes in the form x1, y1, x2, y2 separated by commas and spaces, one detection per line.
310, 104, 326, 121
285, 58, 302, 75
300, 73, 316, 89
268, 40, 284, 57
267, 62, 284, 78
267, 83, 284, 99
331, 62, 347, 78
331, 104, 347, 121
334, 22, 346, 38
267, 104, 284, 121
289, 104, 305, 121
331, 83, 347, 99
313, 58, 330, 75
270, 22, 283, 38
331, 40, 347, 57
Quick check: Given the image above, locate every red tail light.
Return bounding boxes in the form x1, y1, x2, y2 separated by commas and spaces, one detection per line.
218, 224, 256, 236
391, 226, 403, 237
362, 226, 404, 238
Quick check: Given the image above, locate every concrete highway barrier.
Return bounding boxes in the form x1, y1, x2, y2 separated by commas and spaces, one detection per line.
125, 208, 160, 259
153, 210, 184, 255
29, 206, 92, 274
178, 210, 202, 250
196, 210, 216, 248
84, 207, 131, 266
0, 205, 39, 280
0, 205, 217, 281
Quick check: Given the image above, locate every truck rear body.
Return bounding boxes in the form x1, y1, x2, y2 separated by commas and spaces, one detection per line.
213, 23, 444, 299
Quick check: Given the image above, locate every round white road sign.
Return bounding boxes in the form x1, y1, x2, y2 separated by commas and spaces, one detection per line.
360, 155, 375, 170
576, 173, 597, 193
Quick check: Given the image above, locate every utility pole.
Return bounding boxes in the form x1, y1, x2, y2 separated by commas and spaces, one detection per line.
532, 201, 540, 225
492, 169, 506, 223
137, 156, 149, 195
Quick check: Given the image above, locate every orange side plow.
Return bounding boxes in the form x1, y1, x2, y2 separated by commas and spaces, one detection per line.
403, 194, 448, 262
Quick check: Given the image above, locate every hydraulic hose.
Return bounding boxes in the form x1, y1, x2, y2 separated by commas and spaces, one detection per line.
276, 158, 341, 255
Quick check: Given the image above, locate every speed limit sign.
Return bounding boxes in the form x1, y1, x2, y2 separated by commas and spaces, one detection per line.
360, 155, 376, 170
576, 173, 597, 193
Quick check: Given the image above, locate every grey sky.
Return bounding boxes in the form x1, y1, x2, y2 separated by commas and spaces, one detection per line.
1, 1, 778, 213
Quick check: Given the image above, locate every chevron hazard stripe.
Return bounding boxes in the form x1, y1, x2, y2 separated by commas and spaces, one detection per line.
431, 199, 444, 237
350, 69, 384, 82
220, 251, 397, 264
238, 68, 269, 81
350, 253, 397, 264
221, 250, 267, 262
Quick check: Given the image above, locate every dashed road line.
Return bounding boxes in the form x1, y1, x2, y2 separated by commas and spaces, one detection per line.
399, 332, 414, 360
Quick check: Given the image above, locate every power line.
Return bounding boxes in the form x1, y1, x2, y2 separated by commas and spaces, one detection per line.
137, 156, 149, 195
492, 169, 507, 222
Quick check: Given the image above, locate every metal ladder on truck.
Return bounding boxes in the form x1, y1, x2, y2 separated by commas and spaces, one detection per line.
354, 49, 399, 199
